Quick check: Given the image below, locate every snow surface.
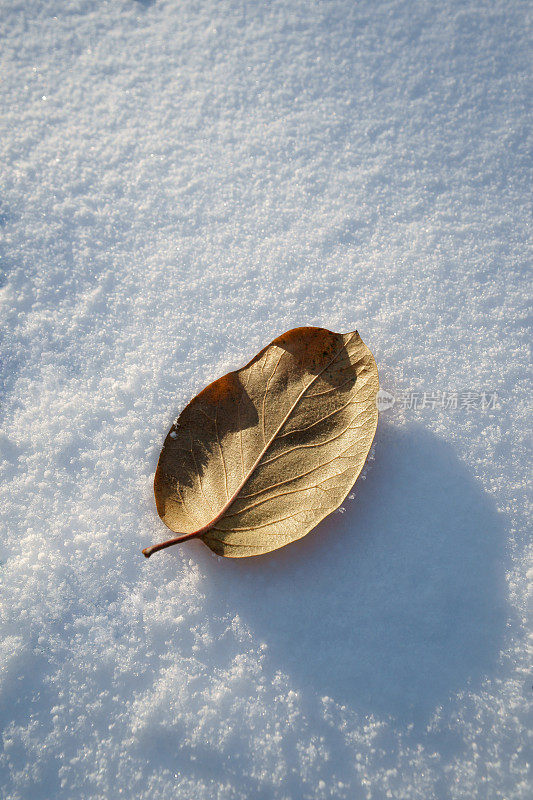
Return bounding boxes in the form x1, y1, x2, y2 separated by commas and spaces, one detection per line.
0, 1, 531, 798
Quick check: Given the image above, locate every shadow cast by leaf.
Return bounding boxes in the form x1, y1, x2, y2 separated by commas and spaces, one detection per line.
207, 422, 510, 729
156, 377, 258, 495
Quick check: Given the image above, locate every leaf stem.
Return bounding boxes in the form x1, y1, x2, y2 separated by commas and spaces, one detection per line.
142, 530, 200, 558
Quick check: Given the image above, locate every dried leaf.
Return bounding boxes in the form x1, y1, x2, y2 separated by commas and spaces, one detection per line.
143, 327, 379, 559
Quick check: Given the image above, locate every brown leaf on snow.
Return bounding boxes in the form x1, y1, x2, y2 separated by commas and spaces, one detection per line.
143, 326, 379, 559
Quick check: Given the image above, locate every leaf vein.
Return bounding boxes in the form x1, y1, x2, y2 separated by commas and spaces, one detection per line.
262, 349, 284, 445
215, 406, 229, 501
260, 410, 368, 467
238, 436, 362, 499
189, 431, 217, 515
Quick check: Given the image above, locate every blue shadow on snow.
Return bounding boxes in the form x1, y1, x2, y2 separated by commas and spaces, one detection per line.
208, 422, 510, 727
